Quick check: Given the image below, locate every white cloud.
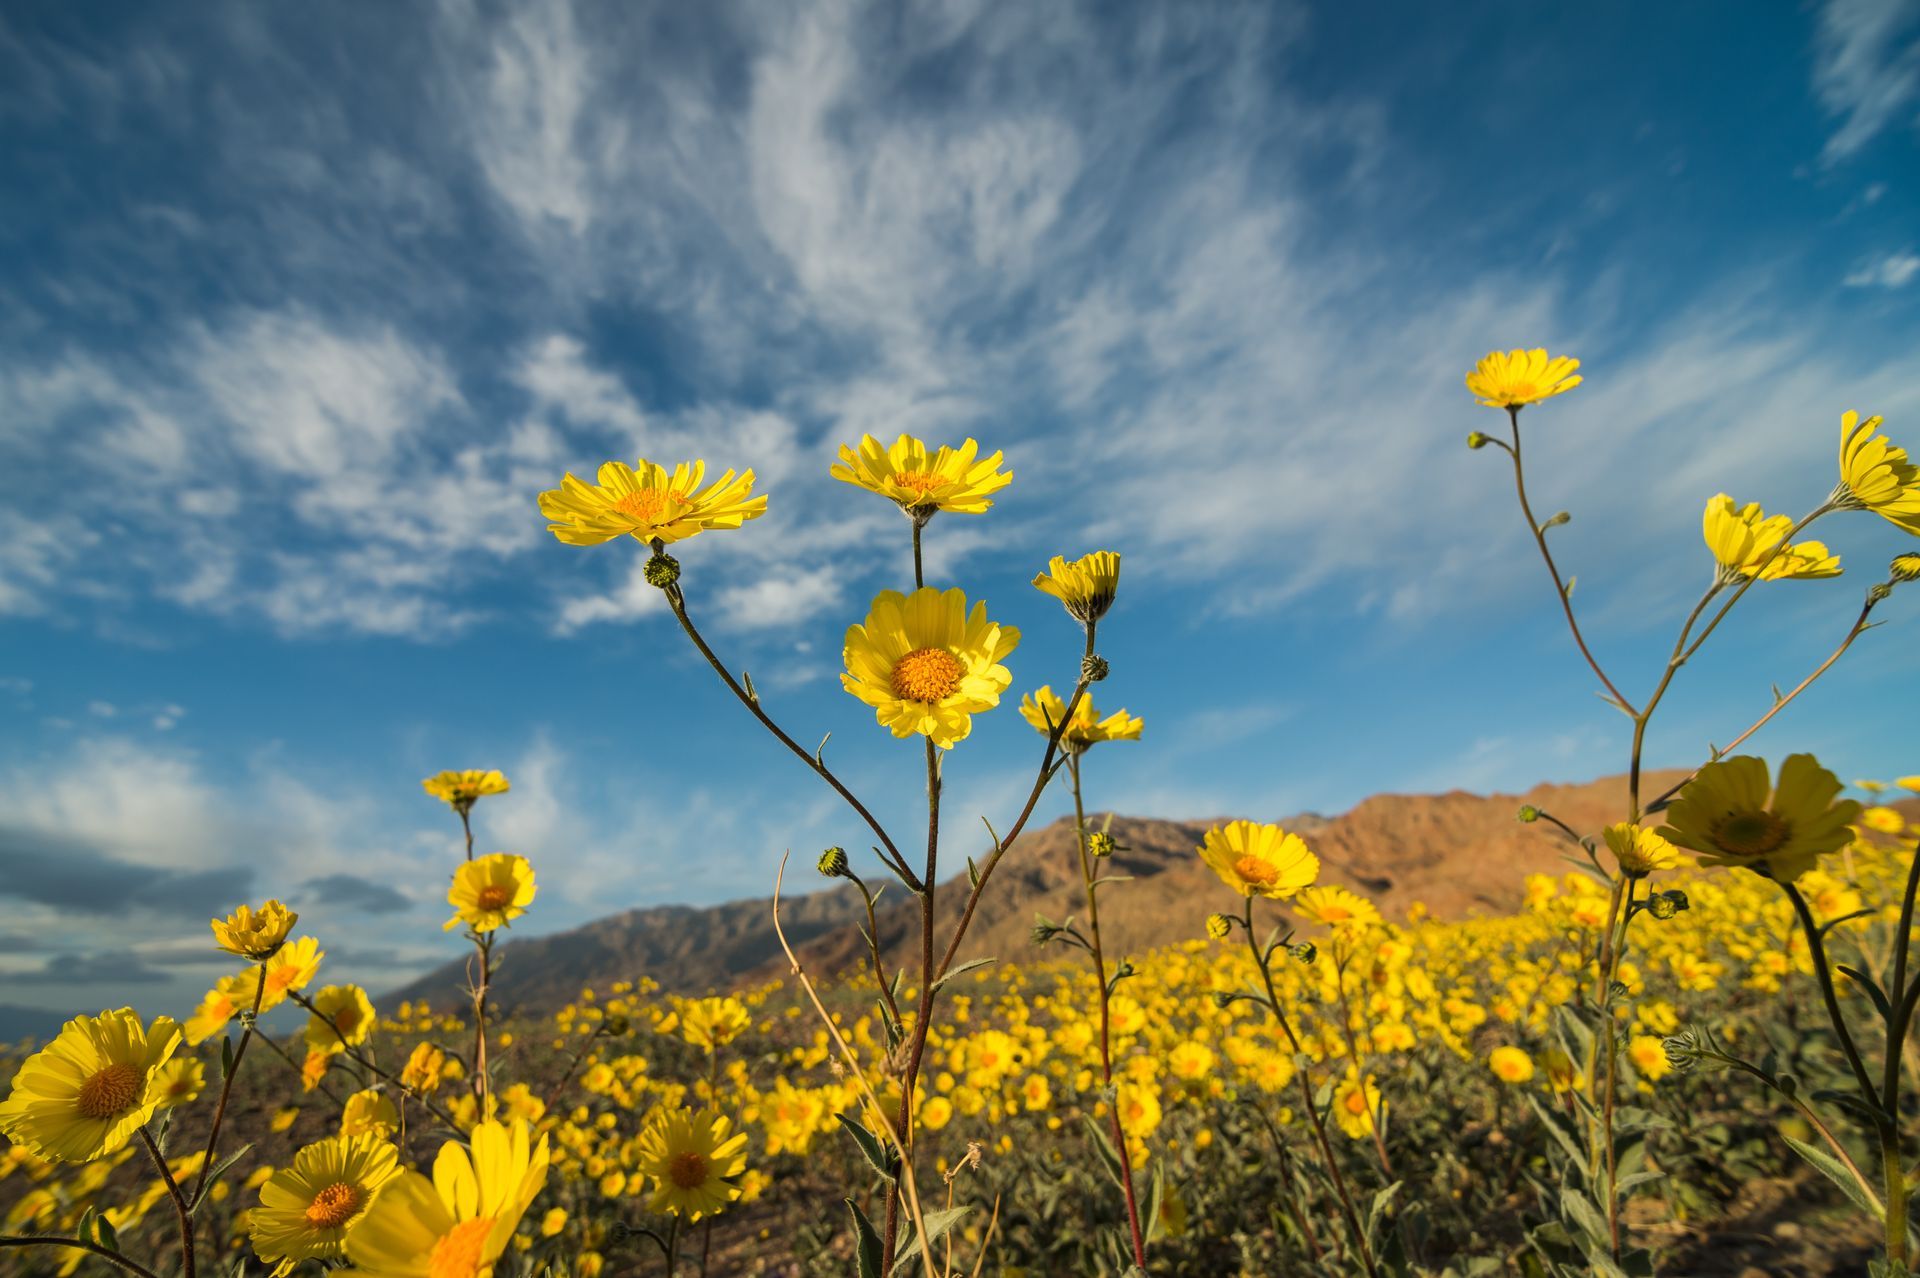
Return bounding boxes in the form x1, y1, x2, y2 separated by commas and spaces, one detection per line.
1845, 249, 1920, 288
1813, 0, 1920, 163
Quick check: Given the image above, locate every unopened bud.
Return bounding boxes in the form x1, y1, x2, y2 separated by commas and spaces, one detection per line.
1087, 832, 1116, 858
818, 847, 850, 878
1466, 431, 1490, 450
1204, 913, 1232, 940
1211, 991, 1234, 1009
1517, 805, 1540, 824
1291, 943, 1318, 965
1868, 582, 1893, 605
1650, 889, 1689, 920
602, 1015, 630, 1037
1542, 511, 1571, 530
1891, 553, 1920, 584
644, 553, 680, 589
1081, 655, 1109, 683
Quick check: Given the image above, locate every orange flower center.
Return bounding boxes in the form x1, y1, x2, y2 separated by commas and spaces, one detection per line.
668, 1149, 712, 1189
1320, 905, 1351, 921
267, 966, 300, 996
304, 1181, 364, 1229
427, 1216, 497, 1278
1232, 855, 1279, 887
893, 470, 946, 502
1344, 1091, 1369, 1115
476, 885, 513, 911
333, 1005, 361, 1035
612, 488, 687, 525
1710, 810, 1790, 857
76, 1063, 143, 1120
891, 648, 964, 702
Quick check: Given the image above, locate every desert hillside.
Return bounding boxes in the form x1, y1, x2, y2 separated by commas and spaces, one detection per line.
389, 768, 1696, 1011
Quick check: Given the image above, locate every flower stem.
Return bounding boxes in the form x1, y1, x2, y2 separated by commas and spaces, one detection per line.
0, 1237, 164, 1278
190, 959, 267, 1206
138, 1127, 194, 1278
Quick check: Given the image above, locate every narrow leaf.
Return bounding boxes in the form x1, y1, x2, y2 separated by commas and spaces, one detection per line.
846, 1198, 884, 1278
931, 957, 996, 996
891, 1206, 972, 1275
1783, 1134, 1883, 1222
834, 1113, 898, 1183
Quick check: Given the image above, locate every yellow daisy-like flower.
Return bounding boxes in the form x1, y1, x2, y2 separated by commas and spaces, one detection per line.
1657, 754, 1863, 882
422, 769, 510, 811
633, 1108, 749, 1222
250, 1133, 401, 1275
249, 937, 326, 1013
1331, 1074, 1380, 1140
340, 1089, 400, 1140
1700, 495, 1841, 582
305, 985, 377, 1056
185, 977, 247, 1047
538, 459, 767, 546
1031, 551, 1121, 625
1465, 349, 1582, 409
346, 1119, 550, 1278
1489, 1046, 1534, 1084
445, 853, 537, 934
841, 587, 1020, 749
1896, 775, 1920, 794
673, 997, 752, 1052
154, 1058, 206, 1109
402, 1043, 447, 1096
0, 1009, 182, 1162
1601, 822, 1681, 878
1196, 821, 1320, 899
1017, 685, 1142, 752
1860, 806, 1907, 836
1836, 411, 1920, 534
828, 434, 1012, 516
1291, 885, 1381, 931
211, 899, 298, 960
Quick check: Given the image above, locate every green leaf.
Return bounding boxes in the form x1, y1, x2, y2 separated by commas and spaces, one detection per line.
1089, 875, 1134, 891
190, 1141, 256, 1214
1142, 1158, 1166, 1242
966, 856, 981, 889
1081, 1113, 1127, 1190
930, 957, 996, 996
1818, 908, 1876, 942
1560, 1187, 1610, 1249
1366, 1180, 1403, 1251
1782, 1133, 1883, 1222
834, 1113, 899, 1183
221, 1033, 236, 1079
1838, 964, 1894, 1022
846, 1198, 884, 1278
891, 1206, 971, 1275
1525, 1093, 1587, 1168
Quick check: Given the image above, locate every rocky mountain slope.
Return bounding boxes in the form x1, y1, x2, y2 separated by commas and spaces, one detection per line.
390, 769, 1722, 1012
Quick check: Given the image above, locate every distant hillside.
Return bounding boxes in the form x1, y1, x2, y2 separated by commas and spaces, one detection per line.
391, 769, 1720, 1012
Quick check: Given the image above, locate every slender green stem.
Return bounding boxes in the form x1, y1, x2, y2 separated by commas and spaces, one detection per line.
1245, 897, 1378, 1278
664, 1213, 680, 1278
190, 958, 267, 1205
1783, 882, 1883, 1107
1883, 839, 1920, 1111
139, 1127, 194, 1278
1675, 506, 1835, 670
1505, 407, 1634, 713
1069, 757, 1149, 1268
289, 992, 461, 1130
662, 580, 920, 889
0, 1238, 164, 1278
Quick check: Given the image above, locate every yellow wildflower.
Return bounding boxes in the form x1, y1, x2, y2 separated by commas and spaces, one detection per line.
538, 459, 766, 546
829, 433, 1011, 516
841, 587, 1019, 749
1465, 348, 1582, 409
1197, 821, 1320, 899
445, 853, 537, 934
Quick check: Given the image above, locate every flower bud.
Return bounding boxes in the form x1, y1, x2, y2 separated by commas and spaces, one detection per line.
817, 847, 849, 879
602, 1015, 630, 1037
1891, 553, 1920, 584
1081, 655, 1109, 683
1087, 832, 1116, 858
1210, 991, 1234, 1009
1868, 582, 1893, 605
643, 553, 680, 589
1204, 913, 1232, 940
1290, 943, 1318, 965
1466, 431, 1490, 450
1651, 889, 1690, 920
1517, 805, 1540, 823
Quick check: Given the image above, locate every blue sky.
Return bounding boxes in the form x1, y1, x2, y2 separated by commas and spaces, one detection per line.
2, 0, 1918, 1019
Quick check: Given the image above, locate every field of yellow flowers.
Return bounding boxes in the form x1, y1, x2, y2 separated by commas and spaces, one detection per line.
4, 352, 1920, 1277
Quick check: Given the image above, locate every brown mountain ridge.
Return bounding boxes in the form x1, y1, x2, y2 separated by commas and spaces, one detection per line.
390, 769, 1711, 1013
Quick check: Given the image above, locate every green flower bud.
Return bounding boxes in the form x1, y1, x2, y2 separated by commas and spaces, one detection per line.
1204, 912, 1232, 940
1517, 805, 1541, 824
1466, 431, 1490, 450
817, 847, 849, 879
602, 1014, 631, 1037
1891, 553, 1920, 584
1211, 990, 1234, 1009
1087, 832, 1116, 858
1081, 655, 1110, 683
644, 553, 681, 589
1291, 943, 1318, 965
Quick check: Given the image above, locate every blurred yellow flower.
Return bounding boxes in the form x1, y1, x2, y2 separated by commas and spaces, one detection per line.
634, 1108, 749, 1221
347, 1119, 550, 1277
211, 899, 298, 960
250, 1133, 400, 1272
1836, 411, 1920, 534
0, 1009, 182, 1162
1332, 1074, 1380, 1140
1489, 1046, 1534, 1084
1465, 348, 1582, 409
339, 1089, 399, 1140
674, 997, 752, 1052
538, 459, 767, 546
1627, 1035, 1672, 1082
1032, 551, 1121, 625
401, 1043, 446, 1096
1292, 885, 1381, 930
1658, 754, 1862, 882
422, 769, 510, 811
1700, 495, 1840, 582
305, 985, 376, 1056
1017, 685, 1142, 752
154, 1058, 205, 1109
829, 433, 1011, 516
1602, 822, 1681, 878
842, 587, 1019, 749
1897, 775, 1920, 794
1197, 821, 1320, 899
1861, 806, 1907, 835
248, 936, 326, 1013
446, 853, 538, 934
